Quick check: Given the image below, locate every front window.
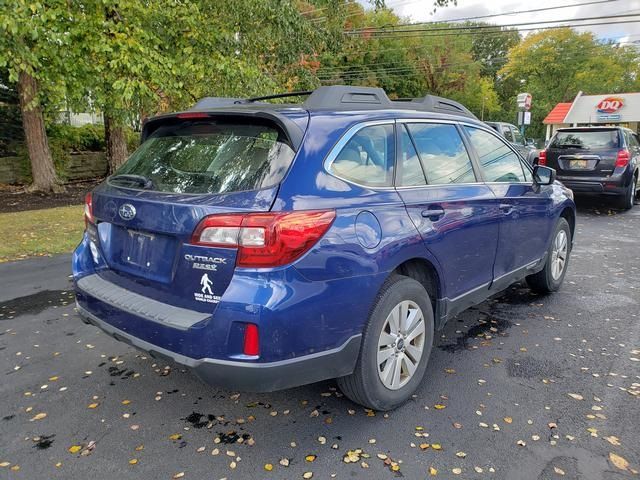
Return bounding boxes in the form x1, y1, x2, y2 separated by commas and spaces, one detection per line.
464, 127, 527, 183
111, 119, 295, 194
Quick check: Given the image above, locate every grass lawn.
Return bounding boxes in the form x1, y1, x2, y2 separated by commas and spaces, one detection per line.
0, 205, 85, 262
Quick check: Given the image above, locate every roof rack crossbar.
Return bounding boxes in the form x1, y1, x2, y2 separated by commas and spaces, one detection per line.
244, 91, 314, 103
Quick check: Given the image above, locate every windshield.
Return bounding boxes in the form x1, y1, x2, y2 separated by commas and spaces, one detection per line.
112, 120, 296, 194
550, 130, 619, 150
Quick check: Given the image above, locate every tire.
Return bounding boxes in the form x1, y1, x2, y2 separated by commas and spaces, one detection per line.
337, 275, 434, 411
616, 175, 637, 210
526, 218, 571, 294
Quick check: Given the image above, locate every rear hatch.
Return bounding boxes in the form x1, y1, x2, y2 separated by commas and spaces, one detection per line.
546, 128, 621, 177
89, 114, 301, 313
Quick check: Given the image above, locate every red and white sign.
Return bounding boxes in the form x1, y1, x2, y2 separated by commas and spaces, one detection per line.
596, 97, 624, 114
517, 92, 532, 111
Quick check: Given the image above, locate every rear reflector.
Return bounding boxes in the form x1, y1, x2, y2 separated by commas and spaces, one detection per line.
538, 150, 547, 166
243, 324, 259, 356
191, 210, 336, 268
615, 149, 630, 168
84, 192, 94, 227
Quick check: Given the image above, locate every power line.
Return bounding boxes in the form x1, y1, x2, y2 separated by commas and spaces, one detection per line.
317, 44, 638, 80
344, 0, 623, 31
345, 12, 640, 36
316, 31, 640, 75
347, 18, 640, 40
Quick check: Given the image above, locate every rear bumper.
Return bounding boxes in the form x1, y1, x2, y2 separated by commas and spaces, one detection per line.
77, 304, 361, 392
557, 175, 627, 195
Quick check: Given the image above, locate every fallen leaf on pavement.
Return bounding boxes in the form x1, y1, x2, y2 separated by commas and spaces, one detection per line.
605, 436, 621, 446
609, 453, 629, 471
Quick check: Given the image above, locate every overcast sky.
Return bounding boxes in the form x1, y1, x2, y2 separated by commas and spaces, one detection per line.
387, 0, 640, 45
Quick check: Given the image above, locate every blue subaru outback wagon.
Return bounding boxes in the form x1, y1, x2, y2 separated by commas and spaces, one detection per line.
73, 86, 576, 410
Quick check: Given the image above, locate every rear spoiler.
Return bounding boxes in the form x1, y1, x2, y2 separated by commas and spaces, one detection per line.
140, 109, 308, 150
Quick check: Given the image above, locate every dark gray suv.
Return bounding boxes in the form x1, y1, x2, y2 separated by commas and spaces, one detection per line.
540, 127, 640, 210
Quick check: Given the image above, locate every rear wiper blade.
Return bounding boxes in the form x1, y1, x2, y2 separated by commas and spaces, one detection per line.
109, 174, 154, 189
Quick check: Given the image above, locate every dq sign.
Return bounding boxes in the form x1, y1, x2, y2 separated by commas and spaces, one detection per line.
596, 97, 624, 114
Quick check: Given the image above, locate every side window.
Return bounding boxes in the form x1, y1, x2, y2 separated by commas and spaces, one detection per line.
511, 127, 525, 146
329, 124, 394, 187
502, 126, 514, 142
464, 126, 527, 183
406, 123, 476, 184
398, 125, 427, 186
631, 134, 640, 149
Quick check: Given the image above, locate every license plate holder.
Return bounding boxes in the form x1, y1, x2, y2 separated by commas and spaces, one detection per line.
124, 230, 155, 268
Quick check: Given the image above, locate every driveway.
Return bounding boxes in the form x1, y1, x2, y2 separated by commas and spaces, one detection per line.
1, 199, 639, 479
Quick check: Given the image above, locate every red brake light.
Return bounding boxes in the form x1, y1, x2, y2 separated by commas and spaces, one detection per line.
176, 112, 210, 119
84, 192, 93, 227
538, 150, 547, 166
615, 149, 630, 168
191, 210, 336, 268
243, 323, 259, 356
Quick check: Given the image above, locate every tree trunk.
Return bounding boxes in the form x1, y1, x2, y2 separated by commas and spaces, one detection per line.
104, 114, 129, 174
17, 71, 61, 192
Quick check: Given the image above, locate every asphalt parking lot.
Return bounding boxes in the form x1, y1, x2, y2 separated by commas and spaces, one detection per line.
1, 198, 639, 480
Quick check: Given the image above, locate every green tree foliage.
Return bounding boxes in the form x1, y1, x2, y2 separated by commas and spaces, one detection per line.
500, 28, 640, 138
5, 0, 640, 190
0, 0, 86, 191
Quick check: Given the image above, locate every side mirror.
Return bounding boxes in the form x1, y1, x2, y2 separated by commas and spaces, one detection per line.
533, 165, 556, 185
526, 138, 535, 146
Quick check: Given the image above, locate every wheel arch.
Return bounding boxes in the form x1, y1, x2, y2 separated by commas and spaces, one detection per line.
390, 257, 443, 326
559, 206, 576, 242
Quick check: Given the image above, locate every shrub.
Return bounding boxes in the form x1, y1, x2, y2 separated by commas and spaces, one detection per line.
47, 124, 105, 152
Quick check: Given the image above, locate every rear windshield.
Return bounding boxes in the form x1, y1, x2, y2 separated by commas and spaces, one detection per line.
111, 120, 296, 194
550, 130, 619, 150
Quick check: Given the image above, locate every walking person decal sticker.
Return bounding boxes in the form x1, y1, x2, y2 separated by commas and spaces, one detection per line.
200, 273, 214, 295
194, 273, 220, 304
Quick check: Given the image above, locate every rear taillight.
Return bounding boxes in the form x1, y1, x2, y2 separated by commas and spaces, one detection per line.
191, 210, 336, 268
84, 192, 93, 227
538, 150, 547, 166
243, 324, 259, 356
615, 149, 630, 168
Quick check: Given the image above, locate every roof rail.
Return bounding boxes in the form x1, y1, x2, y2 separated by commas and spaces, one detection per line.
191, 86, 476, 118
303, 86, 393, 109
302, 86, 476, 118
394, 94, 476, 118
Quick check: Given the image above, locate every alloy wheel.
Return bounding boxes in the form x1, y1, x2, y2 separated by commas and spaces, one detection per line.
550, 229, 568, 280
377, 300, 426, 390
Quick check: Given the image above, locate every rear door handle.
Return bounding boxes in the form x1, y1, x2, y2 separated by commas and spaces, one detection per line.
421, 207, 445, 220
499, 203, 515, 215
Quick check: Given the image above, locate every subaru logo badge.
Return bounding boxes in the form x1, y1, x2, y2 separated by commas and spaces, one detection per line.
118, 203, 136, 221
